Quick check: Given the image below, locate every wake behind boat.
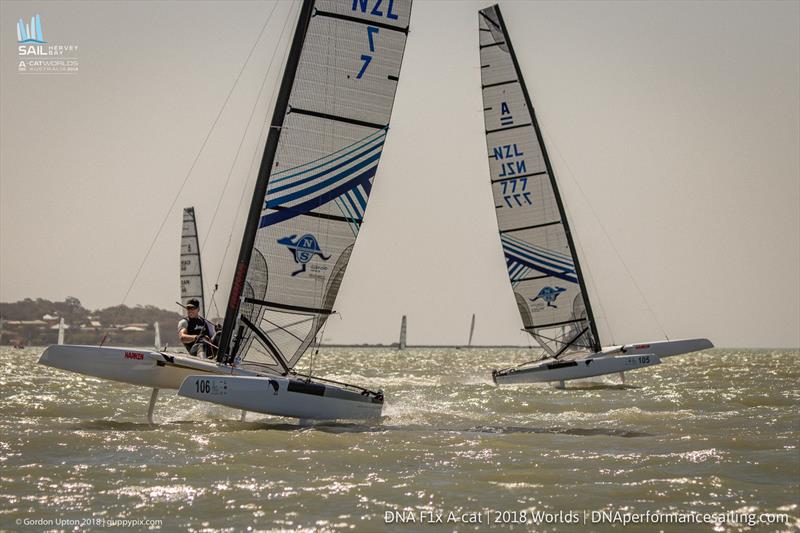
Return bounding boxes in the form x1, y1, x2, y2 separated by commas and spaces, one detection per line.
478, 5, 712, 387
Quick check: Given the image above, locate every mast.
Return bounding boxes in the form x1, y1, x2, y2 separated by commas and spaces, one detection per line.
191, 208, 206, 317
219, 0, 315, 359
491, 5, 601, 352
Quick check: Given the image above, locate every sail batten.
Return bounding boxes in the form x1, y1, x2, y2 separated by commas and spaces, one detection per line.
479, 4, 600, 356
221, 0, 413, 371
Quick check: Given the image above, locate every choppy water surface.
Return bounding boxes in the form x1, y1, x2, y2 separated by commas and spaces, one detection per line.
0, 347, 797, 532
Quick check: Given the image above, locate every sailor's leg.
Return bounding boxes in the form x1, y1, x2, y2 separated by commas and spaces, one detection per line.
240, 410, 247, 422
618, 371, 625, 384
147, 388, 159, 424
556, 379, 566, 390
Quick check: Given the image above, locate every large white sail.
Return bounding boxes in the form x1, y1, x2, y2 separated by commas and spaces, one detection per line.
479, 5, 600, 357
220, 0, 413, 373
180, 207, 205, 315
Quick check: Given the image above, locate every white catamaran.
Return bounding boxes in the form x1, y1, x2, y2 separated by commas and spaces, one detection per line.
39, 0, 413, 421
478, 5, 712, 387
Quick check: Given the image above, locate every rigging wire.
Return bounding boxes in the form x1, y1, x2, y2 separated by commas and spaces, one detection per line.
199, 0, 291, 257
120, 2, 282, 306
208, 4, 299, 312
540, 125, 670, 343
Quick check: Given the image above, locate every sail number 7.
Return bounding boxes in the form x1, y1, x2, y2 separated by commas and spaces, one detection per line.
500, 178, 532, 208
357, 27, 380, 79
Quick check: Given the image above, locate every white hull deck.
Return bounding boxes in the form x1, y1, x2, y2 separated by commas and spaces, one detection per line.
38, 344, 244, 389
38, 344, 382, 420
492, 338, 713, 386
178, 375, 383, 420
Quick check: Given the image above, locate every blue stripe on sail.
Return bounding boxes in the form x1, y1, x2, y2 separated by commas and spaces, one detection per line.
504, 245, 573, 273
352, 186, 367, 211
361, 176, 373, 195
260, 166, 377, 228
502, 234, 573, 264
502, 239, 574, 270
267, 152, 382, 208
270, 129, 387, 181
344, 191, 362, 219
505, 254, 578, 284
267, 140, 384, 195
336, 198, 360, 237
505, 247, 575, 277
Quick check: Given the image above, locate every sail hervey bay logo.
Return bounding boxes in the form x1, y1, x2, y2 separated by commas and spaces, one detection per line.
17, 14, 46, 44
530, 286, 567, 311
278, 234, 330, 276
16, 13, 80, 74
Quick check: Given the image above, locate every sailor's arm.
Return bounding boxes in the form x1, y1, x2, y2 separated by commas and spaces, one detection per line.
179, 328, 200, 344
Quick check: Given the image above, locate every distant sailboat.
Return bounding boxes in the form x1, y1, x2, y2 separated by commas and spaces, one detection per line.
467, 313, 475, 348
153, 322, 162, 350
478, 5, 712, 387
180, 206, 206, 316
399, 315, 407, 350
57, 317, 65, 345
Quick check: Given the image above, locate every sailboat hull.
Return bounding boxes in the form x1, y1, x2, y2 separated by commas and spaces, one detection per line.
178, 375, 383, 420
38, 345, 234, 389
494, 353, 661, 385
492, 338, 713, 385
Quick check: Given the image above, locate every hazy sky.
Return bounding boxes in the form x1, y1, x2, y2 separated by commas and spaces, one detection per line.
1, 1, 798, 347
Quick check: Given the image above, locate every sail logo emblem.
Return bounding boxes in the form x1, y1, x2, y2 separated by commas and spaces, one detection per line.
16, 14, 46, 44
277, 234, 330, 276
15, 13, 80, 74
530, 286, 567, 311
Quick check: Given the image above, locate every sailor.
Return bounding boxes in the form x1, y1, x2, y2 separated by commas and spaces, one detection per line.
178, 299, 213, 358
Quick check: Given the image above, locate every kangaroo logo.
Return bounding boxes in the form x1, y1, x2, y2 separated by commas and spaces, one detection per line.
277, 234, 330, 276
531, 286, 567, 308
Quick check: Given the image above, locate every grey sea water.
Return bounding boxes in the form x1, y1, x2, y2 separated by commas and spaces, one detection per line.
0, 347, 797, 532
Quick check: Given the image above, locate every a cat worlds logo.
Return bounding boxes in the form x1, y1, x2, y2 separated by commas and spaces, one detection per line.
277, 234, 330, 276
17, 14, 46, 44
531, 286, 567, 309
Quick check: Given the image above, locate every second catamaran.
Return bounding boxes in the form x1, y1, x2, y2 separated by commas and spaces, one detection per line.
478, 5, 712, 387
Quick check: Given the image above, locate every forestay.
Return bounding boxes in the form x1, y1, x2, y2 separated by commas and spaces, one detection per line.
180, 207, 205, 315
224, 0, 412, 372
478, 5, 600, 357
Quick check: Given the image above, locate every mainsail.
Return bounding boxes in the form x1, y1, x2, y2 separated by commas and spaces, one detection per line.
220, 0, 412, 372
399, 315, 407, 350
180, 207, 205, 315
479, 5, 601, 357
467, 313, 475, 347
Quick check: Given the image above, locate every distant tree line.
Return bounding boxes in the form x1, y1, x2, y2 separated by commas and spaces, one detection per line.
0, 297, 186, 348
